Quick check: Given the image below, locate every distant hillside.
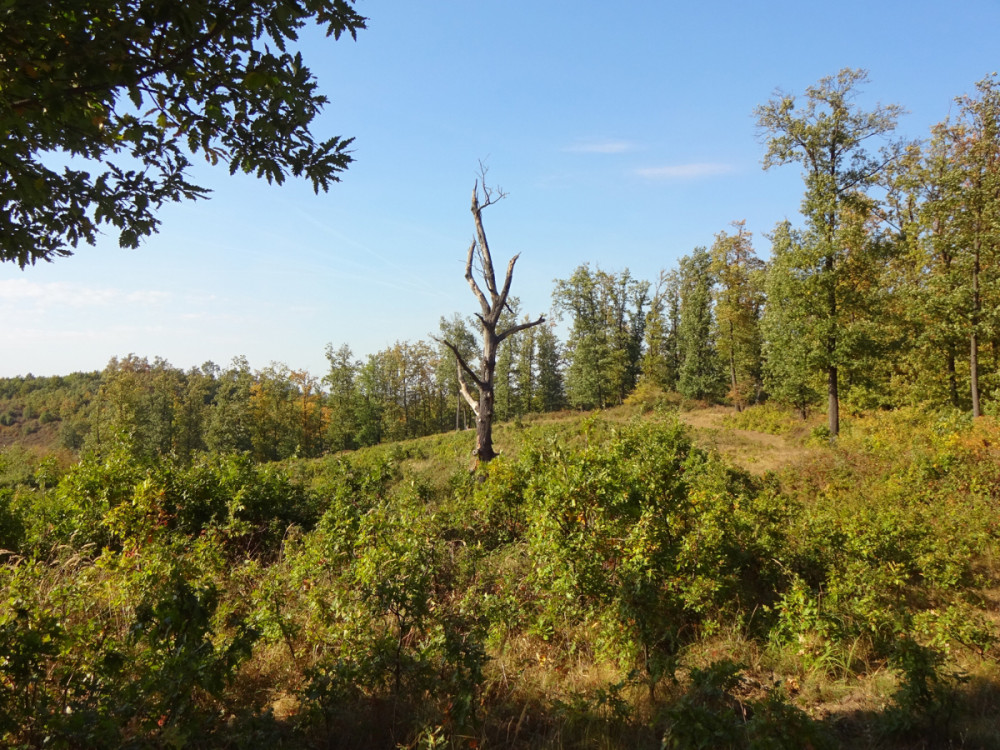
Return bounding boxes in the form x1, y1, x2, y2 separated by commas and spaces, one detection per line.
0, 371, 100, 455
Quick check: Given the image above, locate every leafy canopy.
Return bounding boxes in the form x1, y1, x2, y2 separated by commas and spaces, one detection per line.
0, 0, 365, 267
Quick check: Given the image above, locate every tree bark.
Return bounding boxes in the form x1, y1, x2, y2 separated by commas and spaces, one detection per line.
947, 348, 959, 409
728, 320, 740, 412
971, 238, 982, 418
826, 251, 840, 437
439, 181, 545, 466
828, 364, 839, 436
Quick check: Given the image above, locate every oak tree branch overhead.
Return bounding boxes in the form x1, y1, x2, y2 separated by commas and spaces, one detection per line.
0, 0, 365, 267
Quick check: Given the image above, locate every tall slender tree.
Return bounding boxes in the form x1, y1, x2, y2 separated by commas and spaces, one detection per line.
324, 344, 363, 451
639, 270, 681, 392
494, 297, 523, 421
436, 315, 478, 431
937, 75, 1000, 417
756, 68, 902, 435
553, 265, 648, 409
534, 322, 566, 413
710, 221, 764, 411
514, 315, 538, 414
760, 223, 821, 417
676, 248, 723, 401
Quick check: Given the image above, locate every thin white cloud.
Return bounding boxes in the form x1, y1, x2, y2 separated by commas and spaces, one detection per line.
0, 279, 169, 309
0, 326, 106, 344
634, 162, 735, 179
124, 290, 170, 305
563, 140, 636, 154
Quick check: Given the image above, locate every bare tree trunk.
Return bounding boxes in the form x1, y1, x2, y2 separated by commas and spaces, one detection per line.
477, 335, 498, 461
439, 177, 545, 466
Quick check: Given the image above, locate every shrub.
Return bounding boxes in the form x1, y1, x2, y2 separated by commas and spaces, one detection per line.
475, 418, 792, 683
661, 660, 832, 750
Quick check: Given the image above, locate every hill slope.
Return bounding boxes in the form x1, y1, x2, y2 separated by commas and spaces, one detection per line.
1, 402, 999, 748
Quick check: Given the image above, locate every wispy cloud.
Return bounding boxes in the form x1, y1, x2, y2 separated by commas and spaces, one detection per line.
634, 162, 735, 179
563, 139, 636, 154
125, 290, 170, 305
0, 279, 170, 309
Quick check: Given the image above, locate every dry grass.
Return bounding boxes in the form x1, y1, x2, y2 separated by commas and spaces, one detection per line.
677, 405, 820, 475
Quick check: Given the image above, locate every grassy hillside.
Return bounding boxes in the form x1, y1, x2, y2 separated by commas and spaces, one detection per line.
1, 399, 998, 748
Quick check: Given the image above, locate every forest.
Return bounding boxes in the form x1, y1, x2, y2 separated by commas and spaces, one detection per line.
2, 33, 1000, 750
5, 72, 1000, 460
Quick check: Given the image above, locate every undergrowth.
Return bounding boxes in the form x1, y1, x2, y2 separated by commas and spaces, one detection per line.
0, 406, 998, 748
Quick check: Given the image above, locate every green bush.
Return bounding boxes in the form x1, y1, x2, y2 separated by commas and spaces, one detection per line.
468, 418, 792, 683
0, 543, 258, 749
661, 660, 832, 750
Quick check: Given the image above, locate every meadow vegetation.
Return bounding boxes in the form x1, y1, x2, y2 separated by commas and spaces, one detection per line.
1, 398, 998, 748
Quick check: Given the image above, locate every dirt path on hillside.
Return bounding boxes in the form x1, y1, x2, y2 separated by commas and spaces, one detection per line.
677, 406, 814, 475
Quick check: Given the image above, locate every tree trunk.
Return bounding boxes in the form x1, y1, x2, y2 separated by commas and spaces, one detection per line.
971, 239, 982, 418
440, 179, 545, 467
825, 251, 839, 437
728, 320, 740, 412
947, 349, 959, 409
828, 364, 839, 436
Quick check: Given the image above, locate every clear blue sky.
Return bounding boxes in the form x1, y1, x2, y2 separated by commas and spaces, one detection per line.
2, 0, 998, 378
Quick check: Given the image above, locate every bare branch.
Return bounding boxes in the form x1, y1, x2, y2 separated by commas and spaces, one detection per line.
437, 337, 486, 391
464, 239, 491, 317
498, 314, 546, 343
476, 160, 508, 208
495, 252, 521, 314
455, 363, 480, 416
471, 186, 499, 298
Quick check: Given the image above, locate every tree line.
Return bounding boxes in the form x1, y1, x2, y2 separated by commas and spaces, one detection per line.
2, 68, 999, 455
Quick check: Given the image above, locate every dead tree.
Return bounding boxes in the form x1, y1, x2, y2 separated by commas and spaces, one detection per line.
441, 180, 544, 465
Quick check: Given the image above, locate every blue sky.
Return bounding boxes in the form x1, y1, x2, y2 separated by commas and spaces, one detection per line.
3, 0, 999, 378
